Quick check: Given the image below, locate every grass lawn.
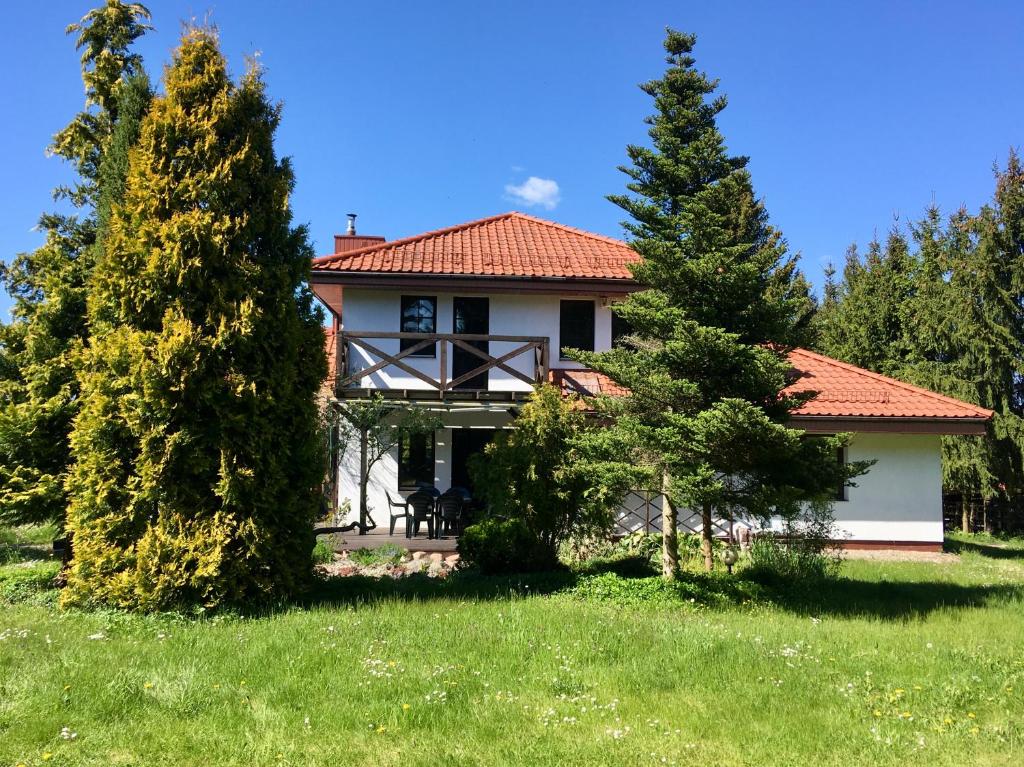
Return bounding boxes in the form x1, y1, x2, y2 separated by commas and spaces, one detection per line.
1, 531, 1022, 766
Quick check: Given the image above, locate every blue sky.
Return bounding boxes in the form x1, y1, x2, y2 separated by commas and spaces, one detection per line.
3, 1, 1022, 316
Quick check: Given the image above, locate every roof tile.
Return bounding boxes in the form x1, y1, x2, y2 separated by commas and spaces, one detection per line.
312, 212, 638, 280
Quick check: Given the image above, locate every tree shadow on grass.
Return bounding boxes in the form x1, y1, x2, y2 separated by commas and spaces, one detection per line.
945, 538, 1024, 560
752, 575, 1024, 620
297, 555, 1024, 621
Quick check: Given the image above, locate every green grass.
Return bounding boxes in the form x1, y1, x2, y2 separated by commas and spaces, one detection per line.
0, 537, 1022, 766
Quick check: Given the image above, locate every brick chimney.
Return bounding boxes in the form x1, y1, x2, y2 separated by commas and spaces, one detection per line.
333, 213, 385, 254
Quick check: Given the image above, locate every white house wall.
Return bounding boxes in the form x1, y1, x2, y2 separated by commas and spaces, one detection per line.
340, 289, 615, 391
339, 421, 945, 545
613, 433, 944, 545
337, 409, 513, 531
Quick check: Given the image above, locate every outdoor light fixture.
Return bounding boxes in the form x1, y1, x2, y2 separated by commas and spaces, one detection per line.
721, 547, 739, 574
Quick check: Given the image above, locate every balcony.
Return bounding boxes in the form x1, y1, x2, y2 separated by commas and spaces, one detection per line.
334, 331, 550, 401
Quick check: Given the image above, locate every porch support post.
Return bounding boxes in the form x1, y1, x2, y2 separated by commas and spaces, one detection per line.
359, 425, 369, 534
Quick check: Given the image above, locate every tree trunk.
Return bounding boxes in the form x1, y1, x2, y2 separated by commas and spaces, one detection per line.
661, 471, 678, 580
701, 502, 715, 572
359, 426, 369, 534
961, 495, 971, 534
983, 498, 992, 534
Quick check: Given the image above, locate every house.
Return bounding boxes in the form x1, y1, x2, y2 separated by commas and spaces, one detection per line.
310, 212, 992, 552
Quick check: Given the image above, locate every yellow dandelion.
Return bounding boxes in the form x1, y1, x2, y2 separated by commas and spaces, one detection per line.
144, 681, 154, 689
376, 725, 386, 734
873, 710, 881, 717
402, 703, 411, 711
63, 685, 71, 691
967, 712, 976, 719
970, 726, 980, 735
42, 754, 53, 761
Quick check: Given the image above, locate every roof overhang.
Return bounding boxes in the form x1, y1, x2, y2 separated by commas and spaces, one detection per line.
309, 270, 639, 297
791, 415, 990, 436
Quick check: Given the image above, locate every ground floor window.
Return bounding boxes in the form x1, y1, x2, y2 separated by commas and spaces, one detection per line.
836, 446, 848, 501
398, 431, 435, 489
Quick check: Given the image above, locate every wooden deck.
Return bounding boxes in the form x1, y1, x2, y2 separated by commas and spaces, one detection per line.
318, 526, 460, 555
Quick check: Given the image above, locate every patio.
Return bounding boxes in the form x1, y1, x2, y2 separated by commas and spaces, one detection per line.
321, 525, 460, 555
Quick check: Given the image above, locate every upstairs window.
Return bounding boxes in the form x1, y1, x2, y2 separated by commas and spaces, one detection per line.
560, 300, 595, 359
398, 431, 435, 489
400, 296, 437, 356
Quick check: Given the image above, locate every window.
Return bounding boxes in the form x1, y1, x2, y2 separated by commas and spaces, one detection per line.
398, 431, 435, 489
836, 446, 848, 502
559, 300, 595, 358
400, 296, 437, 356
611, 310, 632, 349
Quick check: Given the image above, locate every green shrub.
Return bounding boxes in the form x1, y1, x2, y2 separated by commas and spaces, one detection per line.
614, 531, 663, 563
745, 534, 840, 584
458, 518, 560, 575
312, 539, 335, 565
469, 385, 639, 568
0, 560, 60, 605
347, 543, 406, 567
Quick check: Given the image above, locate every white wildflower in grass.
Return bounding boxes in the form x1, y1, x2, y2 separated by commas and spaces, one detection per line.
59, 727, 77, 740
86, 632, 105, 641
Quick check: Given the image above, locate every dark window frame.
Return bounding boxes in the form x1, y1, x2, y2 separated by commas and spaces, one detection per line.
559, 299, 595, 359
836, 445, 848, 502
398, 431, 435, 490
400, 295, 437, 357
611, 310, 632, 349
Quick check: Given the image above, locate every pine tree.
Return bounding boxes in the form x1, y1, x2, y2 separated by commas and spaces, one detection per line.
63, 28, 327, 610
814, 232, 917, 376
571, 30, 861, 577
0, 2, 151, 527
816, 155, 1024, 533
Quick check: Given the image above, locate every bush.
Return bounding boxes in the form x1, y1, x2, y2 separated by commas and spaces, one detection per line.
470, 385, 639, 569
745, 534, 840, 584
0, 560, 60, 605
348, 543, 406, 567
458, 518, 560, 575
312, 539, 335, 565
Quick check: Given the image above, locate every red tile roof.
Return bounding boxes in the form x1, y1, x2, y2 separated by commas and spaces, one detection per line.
785, 348, 993, 421
549, 369, 630, 398
551, 349, 992, 424
312, 212, 638, 280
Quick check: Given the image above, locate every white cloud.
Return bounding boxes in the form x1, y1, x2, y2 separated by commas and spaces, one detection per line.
504, 176, 561, 210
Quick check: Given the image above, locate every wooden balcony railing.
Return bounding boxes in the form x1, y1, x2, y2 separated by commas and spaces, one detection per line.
335, 331, 549, 399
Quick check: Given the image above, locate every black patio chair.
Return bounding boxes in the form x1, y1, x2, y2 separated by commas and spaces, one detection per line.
385, 491, 410, 536
415, 482, 441, 498
405, 490, 436, 539
436, 492, 465, 538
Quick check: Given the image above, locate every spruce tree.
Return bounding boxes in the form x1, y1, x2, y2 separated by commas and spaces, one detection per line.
571, 30, 862, 577
0, 2, 151, 527
64, 28, 327, 610
814, 232, 917, 376
816, 155, 1024, 533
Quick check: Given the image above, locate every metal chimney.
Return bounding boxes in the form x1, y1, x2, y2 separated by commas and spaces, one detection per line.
346, 213, 357, 236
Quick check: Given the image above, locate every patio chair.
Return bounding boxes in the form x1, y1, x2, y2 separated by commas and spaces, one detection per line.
385, 490, 411, 536
436, 493, 464, 538
405, 490, 436, 539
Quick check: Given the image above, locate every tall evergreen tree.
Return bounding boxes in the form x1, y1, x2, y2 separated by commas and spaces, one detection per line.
814, 232, 916, 376
0, 2, 151, 527
815, 154, 1024, 533
571, 30, 862, 577
63, 28, 327, 610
